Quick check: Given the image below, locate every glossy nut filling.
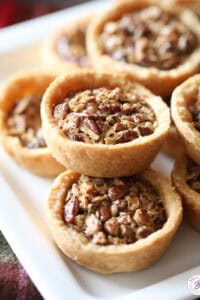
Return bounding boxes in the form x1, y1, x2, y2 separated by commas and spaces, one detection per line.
100, 6, 198, 70
189, 88, 200, 132
7, 95, 46, 149
56, 26, 88, 67
64, 175, 166, 245
186, 158, 200, 192
53, 87, 157, 144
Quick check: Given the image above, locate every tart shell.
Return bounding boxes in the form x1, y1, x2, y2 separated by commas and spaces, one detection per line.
41, 16, 91, 74
172, 152, 200, 232
47, 169, 182, 274
87, 0, 200, 99
171, 74, 200, 164
41, 70, 170, 178
0, 71, 65, 177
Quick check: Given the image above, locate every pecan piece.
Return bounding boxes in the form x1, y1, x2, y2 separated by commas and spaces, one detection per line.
133, 209, 151, 226
64, 196, 79, 223
54, 102, 69, 120
104, 218, 120, 237
116, 129, 139, 143
92, 231, 107, 245
120, 224, 135, 243
84, 119, 100, 135
85, 214, 102, 236
136, 226, 153, 240
114, 122, 127, 132
99, 206, 111, 222
108, 185, 127, 200
99, 102, 121, 113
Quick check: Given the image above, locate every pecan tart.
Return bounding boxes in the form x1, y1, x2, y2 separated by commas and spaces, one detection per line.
171, 74, 200, 164
0, 72, 65, 177
172, 152, 200, 232
47, 169, 182, 273
41, 71, 170, 177
87, 0, 200, 98
42, 16, 91, 73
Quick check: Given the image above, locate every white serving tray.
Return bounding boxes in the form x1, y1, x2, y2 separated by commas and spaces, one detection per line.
0, 1, 200, 299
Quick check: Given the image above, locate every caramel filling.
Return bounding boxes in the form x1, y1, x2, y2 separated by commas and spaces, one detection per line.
7, 95, 46, 149
56, 26, 88, 67
53, 87, 157, 144
100, 6, 197, 70
64, 175, 166, 245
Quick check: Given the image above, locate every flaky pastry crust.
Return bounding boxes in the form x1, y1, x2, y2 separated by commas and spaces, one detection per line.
41, 70, 170, 177
172, 152, 200, 232
0, 71, 65, 177
171, 74, 200, 164
87, 0, 200, 98
41, 16, 91, 74
47, 169, 182, 274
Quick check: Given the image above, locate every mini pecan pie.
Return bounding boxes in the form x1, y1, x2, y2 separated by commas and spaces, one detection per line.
171, 74, 200, 164
0, 72, 65, 177
47, 169, 182, 273
41, 71, 170, 177
42, 16, 91, 73
172, 152, 200, 232
87, 0, 200, 98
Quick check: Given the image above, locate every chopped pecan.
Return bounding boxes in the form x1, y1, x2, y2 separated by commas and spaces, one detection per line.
133, 208, 151, 226
100, 6, 197, 70
7, 95, 46, 148
92, 232, 107, 245
108, 185, 127, 200
64, 196, 79, 223
104, 218, 120, 236
54, 102, 69, 120
84, 119, 100, 135
99, 206, 111, 222
54, 87, 156, 144
136, 226, 153, 239
115, 129, 139, 143
85, 214, 102, 236
56, 26, 89, 67
64, 174, 166, 245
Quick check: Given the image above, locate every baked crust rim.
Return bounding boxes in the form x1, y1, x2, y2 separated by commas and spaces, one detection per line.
41, 15, 91, 73
171, 74, 200, 164
87, 0, 200, 98
0, 71, 65, 177
172, 151, 200, 232
41, 70, 170, 177
47, 168, 182, 274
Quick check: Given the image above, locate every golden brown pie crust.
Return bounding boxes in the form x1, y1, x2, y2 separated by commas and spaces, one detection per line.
87, 0, 200, 98
41, 16, 91, 74
171, 74, 200, 164
47, 169, 182, 274
162, 123, 183, 158
170, 0, 200, 16
41, 70, 170, 177
0, 71, 65, 177
172, 152, 200, 232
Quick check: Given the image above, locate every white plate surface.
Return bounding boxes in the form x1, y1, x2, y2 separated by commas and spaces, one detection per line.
0, 2, 200, 299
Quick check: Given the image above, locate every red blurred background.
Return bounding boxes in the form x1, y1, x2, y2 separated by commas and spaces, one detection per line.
0, 0, 88, 28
